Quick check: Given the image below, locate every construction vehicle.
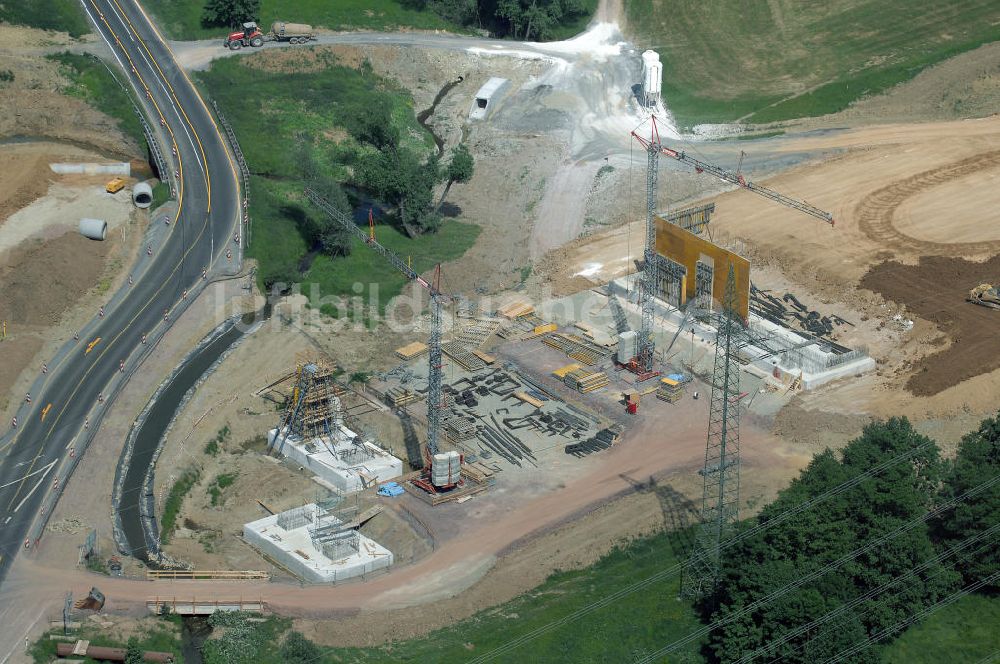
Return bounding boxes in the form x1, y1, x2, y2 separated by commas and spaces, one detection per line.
105, 177, 125, 194
224, 21, 316, 50
969, 283, 1000, 309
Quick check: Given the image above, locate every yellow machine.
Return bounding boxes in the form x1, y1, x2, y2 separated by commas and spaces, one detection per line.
105, 177, 126, 194
969, 283, 1000, 310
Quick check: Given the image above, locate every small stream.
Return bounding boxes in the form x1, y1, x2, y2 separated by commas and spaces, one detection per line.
417, 77, 463, 155
180, 616, 212, 664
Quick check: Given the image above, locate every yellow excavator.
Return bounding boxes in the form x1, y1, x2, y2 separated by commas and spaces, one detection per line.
968, 283, 1000, 310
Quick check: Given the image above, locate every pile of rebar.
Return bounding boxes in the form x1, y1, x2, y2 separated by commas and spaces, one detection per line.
542, 332, 612, 366
564, 427, 621, 457
442, 340, 487, 371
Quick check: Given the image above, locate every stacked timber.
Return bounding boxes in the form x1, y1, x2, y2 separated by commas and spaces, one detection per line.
656, 377, 684, 403
386, 387, 423, 408
563, 368, 609, 393
395, 341, 428, 360
497, 301, 535, 319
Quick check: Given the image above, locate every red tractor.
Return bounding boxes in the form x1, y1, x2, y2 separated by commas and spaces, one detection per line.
224, 22, 264, 50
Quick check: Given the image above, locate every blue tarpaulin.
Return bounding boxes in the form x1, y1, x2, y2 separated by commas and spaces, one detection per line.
377, 482, 404, 497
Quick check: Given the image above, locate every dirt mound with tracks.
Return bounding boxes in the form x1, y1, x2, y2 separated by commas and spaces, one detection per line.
861, 254, 1000, 396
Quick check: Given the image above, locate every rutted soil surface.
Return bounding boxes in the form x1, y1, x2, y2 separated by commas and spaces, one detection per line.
861, 254, 1000, 396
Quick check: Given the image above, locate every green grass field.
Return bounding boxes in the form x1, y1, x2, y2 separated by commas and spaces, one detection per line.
882, 593, 1000, 663
198, 52, 478, 311
627, 0, 1000, 127
49, 52, 146, 149
321, 529, 704, 662
0, 0, 89, 37
30, 619, 183, 664
149, 0, 462, 40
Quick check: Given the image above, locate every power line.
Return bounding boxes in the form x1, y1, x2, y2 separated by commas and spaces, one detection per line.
822, 571, 1000, 664
466, 439, 939, 662
740, 522, 1000, 663
634, 473, 1000, 663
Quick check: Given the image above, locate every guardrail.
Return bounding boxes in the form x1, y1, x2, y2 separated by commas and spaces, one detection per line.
211, 100, 252, 247
146, 570, 270, 580
147, 596, 267, 615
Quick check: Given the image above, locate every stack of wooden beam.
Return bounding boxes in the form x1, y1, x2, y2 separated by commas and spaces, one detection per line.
497, 301, 535, 319
656, 377, 684, 403
563, 368, 609, 393
395, 341, 428, 360
386, 387, 423, 408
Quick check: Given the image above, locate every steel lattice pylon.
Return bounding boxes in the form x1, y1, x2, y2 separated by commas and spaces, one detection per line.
683, 264, 744, 599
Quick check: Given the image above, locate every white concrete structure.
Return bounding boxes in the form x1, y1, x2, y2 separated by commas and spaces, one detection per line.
132, 181, 153, 209
244, 504, 393, 583
642, 50, 662, 107
50, 162, 130, 176
609, 274, 875, 389
79, 218, 108, 241
469, 77, 510, 120
268, 424, 403, 494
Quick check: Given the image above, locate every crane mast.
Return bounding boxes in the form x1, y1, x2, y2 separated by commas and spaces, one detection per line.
626, 116, 834, 380
305, 189, 444, 457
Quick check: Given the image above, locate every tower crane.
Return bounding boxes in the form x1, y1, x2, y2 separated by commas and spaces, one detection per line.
626, 115, 834, 376
305, 189, 446, 462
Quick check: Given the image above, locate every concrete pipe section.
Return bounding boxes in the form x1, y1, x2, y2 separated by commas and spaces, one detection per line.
133, 180, 153, 208
79, 218, 108, 241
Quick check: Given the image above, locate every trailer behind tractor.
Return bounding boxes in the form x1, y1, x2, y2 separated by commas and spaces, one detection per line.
223, 21, 316, 50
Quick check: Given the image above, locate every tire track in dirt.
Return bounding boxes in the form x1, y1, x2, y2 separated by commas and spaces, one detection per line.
856, 149, 1000, 256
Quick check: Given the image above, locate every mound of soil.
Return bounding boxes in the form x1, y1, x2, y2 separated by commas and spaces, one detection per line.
861, 254, 1000, 396
0, 232, 108, 326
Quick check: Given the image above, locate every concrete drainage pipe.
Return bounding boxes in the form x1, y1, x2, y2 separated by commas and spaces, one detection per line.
79, 218, 108, 241
133, 181, 153, 209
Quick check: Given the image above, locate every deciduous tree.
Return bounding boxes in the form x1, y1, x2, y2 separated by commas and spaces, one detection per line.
201, 0, 260, 30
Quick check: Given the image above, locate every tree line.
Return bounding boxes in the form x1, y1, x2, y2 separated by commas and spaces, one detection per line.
404, 0, 592, 39
700, 414, 1000, 662
202, 0, 592, 41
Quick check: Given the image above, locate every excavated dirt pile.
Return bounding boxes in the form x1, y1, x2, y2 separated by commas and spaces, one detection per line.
861, 254, 1000, 396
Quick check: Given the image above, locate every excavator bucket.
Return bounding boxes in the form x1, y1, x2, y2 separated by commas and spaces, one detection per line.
968, 284, 1000, 310
73, 587, 105, 611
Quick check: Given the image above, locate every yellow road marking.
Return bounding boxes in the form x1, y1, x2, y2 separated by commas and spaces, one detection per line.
85, 337, 101, 354
112, 0, 212, 212
2, 0, 204, 505
39, 404, 51, 422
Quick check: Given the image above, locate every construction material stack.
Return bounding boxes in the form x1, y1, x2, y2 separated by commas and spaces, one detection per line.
431, 451, 462, 488
563, 368, 609, 393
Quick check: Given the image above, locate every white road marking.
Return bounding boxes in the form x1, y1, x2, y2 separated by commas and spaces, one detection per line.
12, 462, 57, 513
0, 460, 57, 490
104, 0, 206, 177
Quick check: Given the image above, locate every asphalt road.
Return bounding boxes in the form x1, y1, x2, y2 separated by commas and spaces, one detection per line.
0, 0, 240, 588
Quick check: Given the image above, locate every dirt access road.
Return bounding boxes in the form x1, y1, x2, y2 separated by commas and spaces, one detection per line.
1, 367, 808, 642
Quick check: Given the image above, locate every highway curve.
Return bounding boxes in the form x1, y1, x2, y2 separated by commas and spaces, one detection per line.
0, 0, 240, 587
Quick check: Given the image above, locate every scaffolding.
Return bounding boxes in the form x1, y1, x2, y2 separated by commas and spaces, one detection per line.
268, 361, 345, 455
